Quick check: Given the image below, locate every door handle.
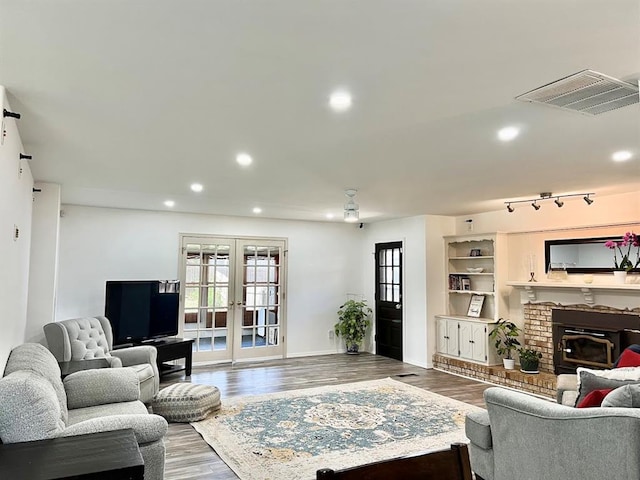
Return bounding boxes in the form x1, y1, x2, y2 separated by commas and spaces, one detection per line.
395, 304, 402, 310
391, 319, 402, 324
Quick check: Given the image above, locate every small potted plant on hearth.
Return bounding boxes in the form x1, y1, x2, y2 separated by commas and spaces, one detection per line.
489, 318, 521, 369
518, 347, 542, 373
334, 299, 372, 354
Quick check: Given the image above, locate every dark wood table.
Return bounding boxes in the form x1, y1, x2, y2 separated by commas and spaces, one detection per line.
58, 358, 111, 378
154, 337, 194, 377
0, 429, 144, 479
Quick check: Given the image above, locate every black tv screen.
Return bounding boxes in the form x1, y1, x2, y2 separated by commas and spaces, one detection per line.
105, 280, 180, 344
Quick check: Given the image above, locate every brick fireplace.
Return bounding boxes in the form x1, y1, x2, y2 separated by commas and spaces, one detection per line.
432, 301, 640, 399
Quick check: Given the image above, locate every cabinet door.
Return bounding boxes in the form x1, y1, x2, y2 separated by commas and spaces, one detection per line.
470, 323, 488, 363
436, 317, 448, 354
446, 320, 459, 356
458, 321, 473, 359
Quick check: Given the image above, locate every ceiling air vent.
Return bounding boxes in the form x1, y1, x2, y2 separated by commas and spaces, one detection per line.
516, 70, 639, 115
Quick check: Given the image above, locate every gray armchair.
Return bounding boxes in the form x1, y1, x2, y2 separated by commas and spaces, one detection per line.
0, 343, 167, 480
465, 387, 640, 480
44, 316, 159, 403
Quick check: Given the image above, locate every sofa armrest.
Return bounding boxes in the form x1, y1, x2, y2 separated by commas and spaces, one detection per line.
465, 410, 492, 450
61, 414, 168, 444
64, 368, 140, 409
556, 373, 577, 404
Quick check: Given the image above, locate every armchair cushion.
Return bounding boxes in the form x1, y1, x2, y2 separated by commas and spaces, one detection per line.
64, 368, 140, 409
111, 345, 157, 367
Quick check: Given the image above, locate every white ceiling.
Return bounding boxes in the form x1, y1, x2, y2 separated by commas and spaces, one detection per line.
1, 0, 639, 222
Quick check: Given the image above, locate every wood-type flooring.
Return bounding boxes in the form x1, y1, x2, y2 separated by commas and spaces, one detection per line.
160, 353, 490, 480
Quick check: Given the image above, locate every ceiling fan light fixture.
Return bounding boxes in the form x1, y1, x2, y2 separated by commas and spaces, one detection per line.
343, 189, 359, 222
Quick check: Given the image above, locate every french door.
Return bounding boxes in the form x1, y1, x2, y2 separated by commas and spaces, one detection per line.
179, 235, 286, 363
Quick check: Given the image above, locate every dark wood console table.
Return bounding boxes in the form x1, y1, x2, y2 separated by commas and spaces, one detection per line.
154, 337, 194, 378
0, 429, 144, 479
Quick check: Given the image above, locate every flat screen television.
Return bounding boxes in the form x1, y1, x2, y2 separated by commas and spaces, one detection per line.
105, 280, 180, 345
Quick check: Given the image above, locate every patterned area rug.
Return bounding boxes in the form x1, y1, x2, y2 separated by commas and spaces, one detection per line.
191, 377, 482, 480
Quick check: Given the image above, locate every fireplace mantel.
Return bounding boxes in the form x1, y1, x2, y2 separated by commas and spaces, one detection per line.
507, 281, 640, 309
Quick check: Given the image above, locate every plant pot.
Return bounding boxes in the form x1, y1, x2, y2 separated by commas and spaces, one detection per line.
613, 270, 628, 285
346, 343, 360, 355
503, 358, 515, 370
520, 358, 540, 373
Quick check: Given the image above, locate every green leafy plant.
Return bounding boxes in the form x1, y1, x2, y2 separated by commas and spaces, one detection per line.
488, 318, 521, 360
334, 300, 372, 353
518, 347, 542, 371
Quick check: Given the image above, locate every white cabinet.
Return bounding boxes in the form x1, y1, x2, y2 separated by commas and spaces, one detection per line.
436, 315, 499, 365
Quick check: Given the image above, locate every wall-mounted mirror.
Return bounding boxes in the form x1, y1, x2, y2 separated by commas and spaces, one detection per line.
545, 236, 638, 273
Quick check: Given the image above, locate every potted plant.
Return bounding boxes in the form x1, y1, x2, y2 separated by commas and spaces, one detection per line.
518, 347, 542, 373
488, 318, 521, 369
334, 300, 372, 354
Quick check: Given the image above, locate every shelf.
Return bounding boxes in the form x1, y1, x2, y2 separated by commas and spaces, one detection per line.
449, 290, 495, 295
450, 256, 495, 260
507, 281, 640, 306
436, 314, 496, 323
450, 272, 494, 276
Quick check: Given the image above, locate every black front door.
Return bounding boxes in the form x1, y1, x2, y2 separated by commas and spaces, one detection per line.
375, 242, 403, 361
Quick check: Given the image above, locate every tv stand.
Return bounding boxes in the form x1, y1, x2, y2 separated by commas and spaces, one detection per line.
153, 337, 194, 378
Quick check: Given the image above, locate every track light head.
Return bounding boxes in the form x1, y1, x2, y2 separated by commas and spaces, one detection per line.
506, 204, 515, 213
554, 198, 564, 208
583, 195, 594, 205
531, 202, 541, 211
3, 109, 21, 119
19, 153, 32, 160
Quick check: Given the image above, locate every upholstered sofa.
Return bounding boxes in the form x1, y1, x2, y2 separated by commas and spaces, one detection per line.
44, 316, 159, 403
0, 343, 167, 480
465, 387, 640, 480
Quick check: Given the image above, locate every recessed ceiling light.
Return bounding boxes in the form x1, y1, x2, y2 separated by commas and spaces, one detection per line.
329, 91, 352, 111
497, 126, 519, 142
325, 213, 334, 219
252, 207, 262, 214
236, 153, 253, 167
190, 183, 203, 192
164, 200, 175, 207
612, 150, 632, 162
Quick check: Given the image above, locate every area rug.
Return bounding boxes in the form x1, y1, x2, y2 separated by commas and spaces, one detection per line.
191, 377, 482, 480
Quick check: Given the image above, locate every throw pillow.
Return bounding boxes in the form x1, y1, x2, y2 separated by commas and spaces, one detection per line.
575, 369, 640, 407
602, 384, 640, 408
615, 347, 640, 368
576, 388, 614, 408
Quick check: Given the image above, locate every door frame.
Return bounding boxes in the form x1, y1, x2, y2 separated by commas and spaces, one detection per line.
177, 233, 288, 364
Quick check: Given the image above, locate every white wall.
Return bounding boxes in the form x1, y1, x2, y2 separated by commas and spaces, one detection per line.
361, 216, 431, 367
26, 182, 61, 343
0, 88, 34, 369
56, 205, 362, 357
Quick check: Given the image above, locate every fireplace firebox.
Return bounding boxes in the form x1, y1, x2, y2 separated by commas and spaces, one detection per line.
552, 310, 640, 375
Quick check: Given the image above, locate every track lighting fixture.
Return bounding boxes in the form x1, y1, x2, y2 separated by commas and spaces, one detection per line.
505, 192, 595, 212
3, 109, 21, 119
343, 189, 359, 223
19, 153, 32, 160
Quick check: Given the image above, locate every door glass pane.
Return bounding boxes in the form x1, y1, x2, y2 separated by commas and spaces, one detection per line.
186, 265, 200, 283
267, 309, 278, 324
386, 250, 392, 265
393, 248, 400, 266
379, 251, 385, 266
184, 310, 198, 331
379, 284, 386, 301
386, 267, 393, 284
386, 285, 393, 300
214, 329, 227, 350
241, 327, 254, 348
379, 267, 385, 283
393, 285, 400, 302
393, 267, 400, 284
197, 330, 213, 351
185, 287, 199, 309
214, 310, 227, 328
268, 327, 279, 346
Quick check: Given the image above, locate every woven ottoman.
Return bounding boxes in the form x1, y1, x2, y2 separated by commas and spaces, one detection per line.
152, 383, 221, 422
